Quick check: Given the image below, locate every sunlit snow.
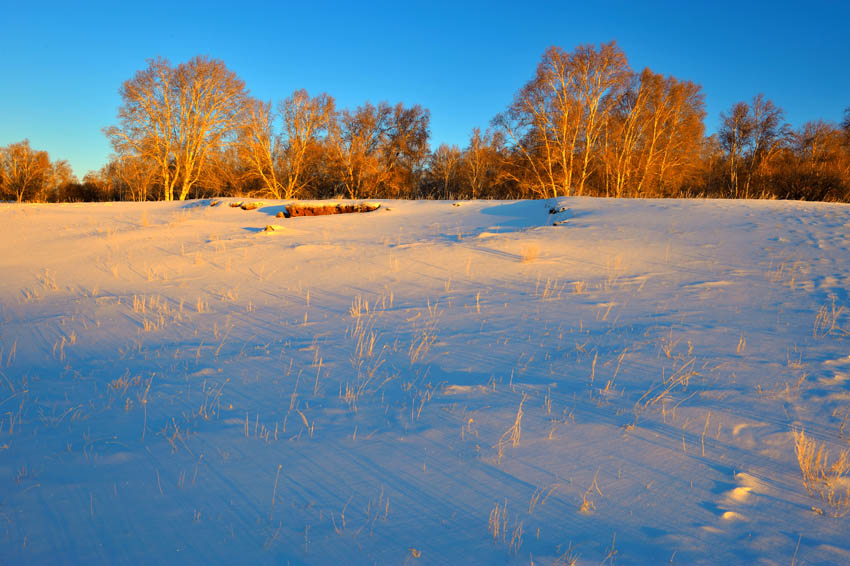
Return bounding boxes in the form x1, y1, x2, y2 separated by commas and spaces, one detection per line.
1, 198, 849, 564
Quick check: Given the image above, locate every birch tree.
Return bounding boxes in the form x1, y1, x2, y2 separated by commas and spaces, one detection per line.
427, 143, 461, 198
606, 71, 651, 197
105, 56, 248, 200
633, 72, 705, 196
239, 98, 283, 197
494, 42, 629, 197
719, 95, 787, 198
460, 128, 507, 198
328, 102, 391, 199
279, 90, 335, 199
571, 43, 631, 195
742, 94, 788, 197
0, 140, 52, 202
105, 58, 177, 200
379, 103, 430, 197
719, 102, 753, 197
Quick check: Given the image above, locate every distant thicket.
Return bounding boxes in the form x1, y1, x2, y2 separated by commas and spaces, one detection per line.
2, 43, 849, 203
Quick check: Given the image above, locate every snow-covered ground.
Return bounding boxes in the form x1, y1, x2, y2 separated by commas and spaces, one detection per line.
1, 197, 849, 565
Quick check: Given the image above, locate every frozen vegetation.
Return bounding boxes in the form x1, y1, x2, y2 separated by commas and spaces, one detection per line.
1, 197, 849, 564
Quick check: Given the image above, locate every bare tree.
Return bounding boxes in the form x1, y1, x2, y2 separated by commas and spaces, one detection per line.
571, 43, 631, 195
200, 147, 247, 197
172, 56, 248, 200
743, 94, 788, 197
328, 102, 391, 199
605, 71, 651, 197
795, 121, 831, 176
117, 155, 157, 201
778, 120, 850, 200
460, 128, 508, 198
632, 73, 705, 196
719, 95, 788, 198
279, 90, 335, 199
46, 159, 77, 202
494, 42, 630, 197
94, 155, 158, 201
0, 140, 52, 202
427, 143, 462, 198
379, 103, 430, 197
719, 102, 753, 197
105, 56, 248, 200
105, 58, 177, 200
239, 98, 283, 197
494, 48, 578, 198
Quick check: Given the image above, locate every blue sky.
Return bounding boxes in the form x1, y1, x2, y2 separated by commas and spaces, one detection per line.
1, 0, 848, 178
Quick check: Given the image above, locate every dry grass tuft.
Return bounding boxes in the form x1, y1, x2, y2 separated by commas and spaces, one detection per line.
579, 469, 603, 514
349, 295, 369, 318
489, 500, 507, 541
794, 430, 850, 516
813, 298, 848, 337
496, 394, 527, 464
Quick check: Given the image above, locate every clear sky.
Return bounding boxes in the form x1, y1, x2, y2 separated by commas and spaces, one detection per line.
1, 0, 848, 179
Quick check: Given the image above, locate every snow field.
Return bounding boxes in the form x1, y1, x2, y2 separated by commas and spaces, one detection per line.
1, 197, 849, 564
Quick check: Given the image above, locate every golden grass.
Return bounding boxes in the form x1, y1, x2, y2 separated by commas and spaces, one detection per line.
496, 394, 526, 464
794, 430, 850, 516
814, 298, 848, 337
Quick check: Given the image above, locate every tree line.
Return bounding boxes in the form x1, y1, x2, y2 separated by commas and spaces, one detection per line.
3, 43, 849, 203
